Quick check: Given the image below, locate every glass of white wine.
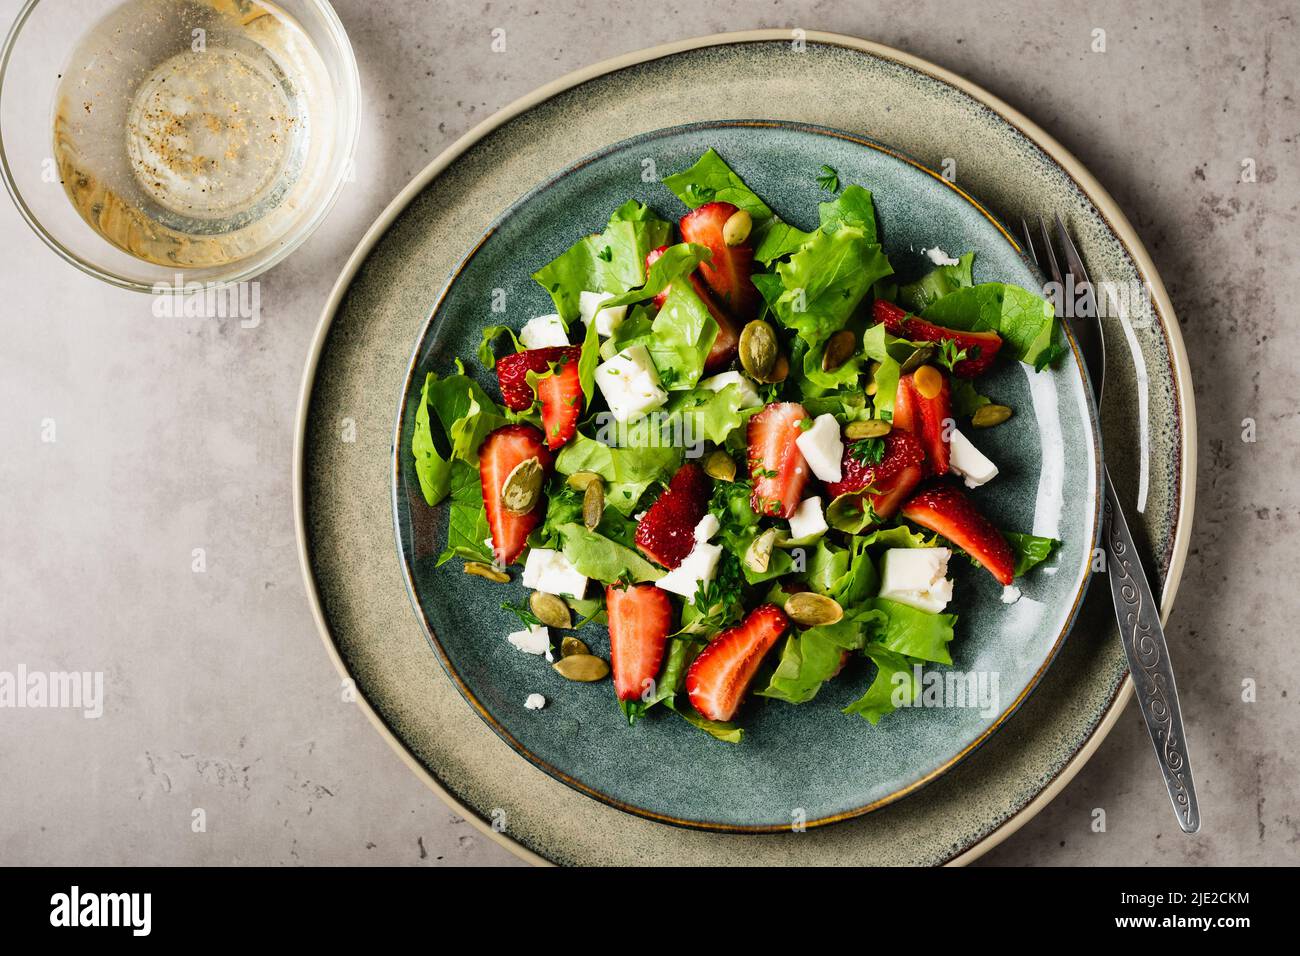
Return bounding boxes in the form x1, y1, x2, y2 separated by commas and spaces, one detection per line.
0, 0, 360, 291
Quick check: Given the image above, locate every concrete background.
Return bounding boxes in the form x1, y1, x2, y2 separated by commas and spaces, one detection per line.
0, 0, 1294, 866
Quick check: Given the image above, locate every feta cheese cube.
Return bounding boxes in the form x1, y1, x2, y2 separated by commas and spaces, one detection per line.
878, 548, 954, 614
579, 290, 628, 338
924, 246, 961, 267
524, 693, 547, 710
694, 513, 720, 543
594, 345, 668, 422
655, 541, 723, 602
506, 623, 551, 655
521, 548, 588, 598
949, 429, 999, 489
519, 313, 570, 349
788, 496, 828, 541
794, 414, 844, 483
698, 370, 763, 408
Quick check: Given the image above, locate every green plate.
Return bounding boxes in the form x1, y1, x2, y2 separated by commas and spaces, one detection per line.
295, 32, 1193, 864
392, 121, 1101, 831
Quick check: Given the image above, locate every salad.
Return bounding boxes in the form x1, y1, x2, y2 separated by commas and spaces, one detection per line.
412, 148, 1065, 743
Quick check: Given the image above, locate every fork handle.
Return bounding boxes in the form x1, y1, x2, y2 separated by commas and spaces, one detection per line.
1102, 466, 1200, 832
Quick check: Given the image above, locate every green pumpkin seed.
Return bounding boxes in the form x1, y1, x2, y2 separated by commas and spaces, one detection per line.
758, 353, 790, 384
865, 360, 882, 396
899, 345, 937, 375
744, 528, 778, 574
785, 591, 844, 627
971, 403, 1013, 428
565, 470, 602, 491
821, 329, 857, 372
704, 449, 737, 482
552, 654, 609, 682
723, 209, 753, 246
529, 592, 572, 629
501, 457, 543, 515
582, 480, 605, 530
845, 419, 892, 440
560, 636, 590, 658
463, 562, 509, 583
739, 320, 778, 380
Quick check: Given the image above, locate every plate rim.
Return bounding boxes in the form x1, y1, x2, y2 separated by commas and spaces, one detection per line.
292, 29, 1196, 865
389, 117, 1104, 833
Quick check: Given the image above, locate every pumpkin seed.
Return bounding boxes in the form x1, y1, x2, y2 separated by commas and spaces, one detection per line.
565, 470, 602, 491
865, 360, 882, 396
582, 480, 605, 530
739, 320, 778, 380
553, 654, 609, 682
463, 562, 509, 583
744, 528, 778, 574
913, 364, 944, 400
723, 208, 753, 246
529, 592, 572, 629
501, 457, 544, 515
845, 419, 892, 440
821, 329, 857, 372
785, 591, 844, 627
560, 636, 590, 658
761, 353, 790, 384
704, 449, 737, 482
900, 345, 937, 375
971, 403, 1014, 428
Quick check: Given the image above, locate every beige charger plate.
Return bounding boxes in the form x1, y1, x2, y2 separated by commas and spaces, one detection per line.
293, 30, 1195, 866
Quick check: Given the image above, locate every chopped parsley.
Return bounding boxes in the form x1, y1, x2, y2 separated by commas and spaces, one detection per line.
816, 164, 839, 192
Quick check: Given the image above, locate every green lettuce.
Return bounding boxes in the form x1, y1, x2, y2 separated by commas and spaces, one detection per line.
412, 367, 511, 505
556, 522, 662, 584
758, 615, 869, 704
664, 383, 747, 445
1005, 531, 1061, 576
869, 597, 956, 665
412, 374, 452, 506
435, 461, 493, 565
921, 283, 1065, 370
898, 252, 974, 313
643, 283, 718, 390
843, 645, 920, 724
661, 147, 772, 219
554, 432, 681, 514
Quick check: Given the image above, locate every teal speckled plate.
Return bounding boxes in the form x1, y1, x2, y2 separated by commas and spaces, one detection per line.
391, 121, 1101, 832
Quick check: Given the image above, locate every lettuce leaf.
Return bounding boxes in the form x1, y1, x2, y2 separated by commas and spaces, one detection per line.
818, 185, 878, 240
898, 252, 974, 313
661, 147, 772, 219
554, 432, 681, 514
556, 522, 662, 583
843, 645, 920, 724
664, 383, 747, 446
1005, 531, 1061, 576
412, 373, 453, 506
595, 242, 711, 312
869, 597, 956, 665
435, 461, 493, 565
758, 615, 869, 704
859, 322, 903, 418
644, 283, 718, 390
921, 283, 1065, 370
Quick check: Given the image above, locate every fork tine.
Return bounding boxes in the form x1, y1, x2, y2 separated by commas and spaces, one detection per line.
1020, 217, 1039, 267
1037, 217, 1064, 288
1054, 214, 1094, 288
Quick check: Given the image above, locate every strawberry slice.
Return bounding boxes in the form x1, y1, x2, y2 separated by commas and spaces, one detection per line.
901, 482, 1015, 585
645, 247, 739, 374
747, 402, 810, 518
494, 345, 580, 412
679, 202, 759, 319
875, 300, 1003, 378
635, 461, 712, 569
606, 583, 674, 702
536, 350, 582, 449
826, 430, 928, 521
479, 424, 553, 565
893, 370, 953, 475
686, 604, 789, 722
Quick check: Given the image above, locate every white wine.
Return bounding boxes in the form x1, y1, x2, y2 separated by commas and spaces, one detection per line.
53, 0, 336, 268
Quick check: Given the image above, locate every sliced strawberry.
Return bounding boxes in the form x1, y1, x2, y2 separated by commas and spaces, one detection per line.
479, 424, 553, 565
494, 345, 580, 412
635, 462, 712, 569
747, 402, 810, 518
874, 300, 1003, 378
606, 583, 674, 702
826, 430, 927, 521
893, 370, 953, 475
686, 604, 789, 722
901, 482, 1015, 585
645, 247, 739, 373
679, 201, 759, 319
536, 350, 582, 450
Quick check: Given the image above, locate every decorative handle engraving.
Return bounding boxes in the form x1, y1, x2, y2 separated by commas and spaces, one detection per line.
1103, 469, 1200, 833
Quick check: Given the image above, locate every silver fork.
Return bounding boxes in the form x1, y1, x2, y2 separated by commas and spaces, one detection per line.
1022, 216, 1200, 834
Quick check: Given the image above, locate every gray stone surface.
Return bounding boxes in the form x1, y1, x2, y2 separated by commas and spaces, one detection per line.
0, 0, 1294, 866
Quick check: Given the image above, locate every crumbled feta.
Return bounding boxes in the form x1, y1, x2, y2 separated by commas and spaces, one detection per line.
788, 496, 828, 541
594, 345, 668, 422
794, 414, 844, 483
694, 513, 721, 543
524, 693, 547, 710
1001, 585, 1022, 604
698, 370, 763, 408
655, 541, 723, 602
521, 548, 588, 598
878, 548, 954, 614
519, 313, 570, 349
579, 290, 628, 338
924, 246, 961, 267
506, 624, 551, 655
949, 429, 999, 489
